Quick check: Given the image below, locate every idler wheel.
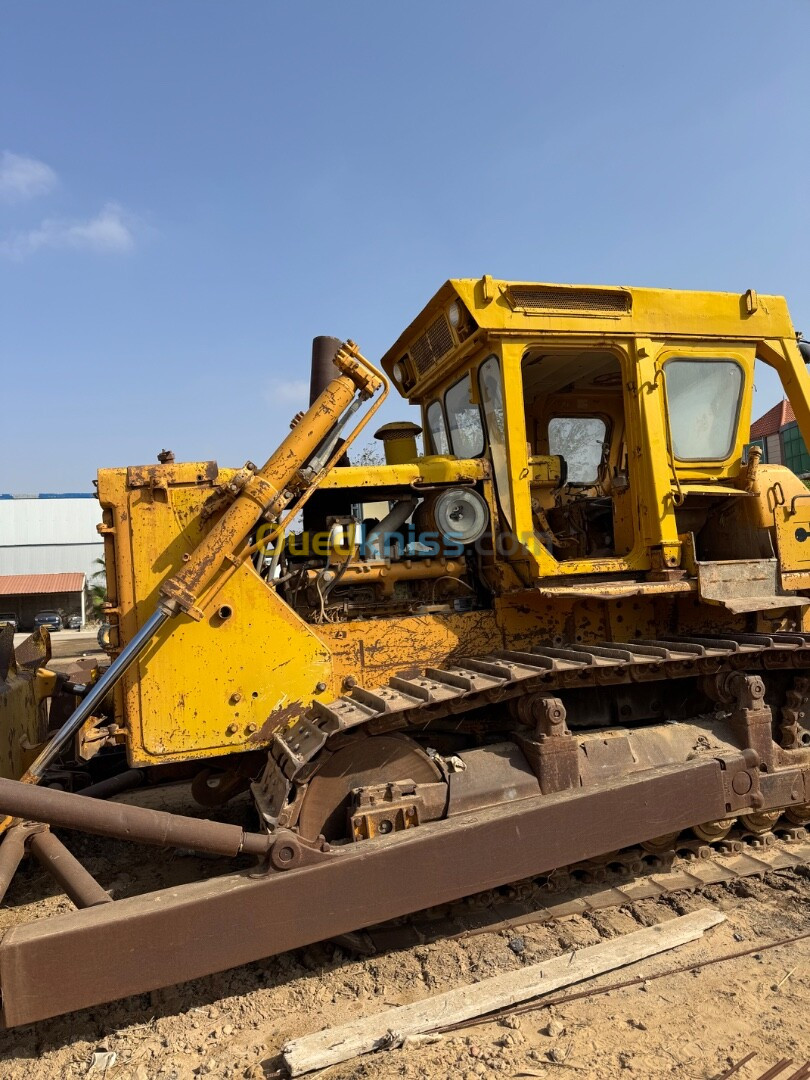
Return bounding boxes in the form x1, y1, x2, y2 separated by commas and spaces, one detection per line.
296, 734, 442, 843
692, 818, 735, 842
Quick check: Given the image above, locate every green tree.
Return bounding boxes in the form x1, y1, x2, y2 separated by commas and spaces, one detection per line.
352, 441, 384, 467
88, 557, 107, 622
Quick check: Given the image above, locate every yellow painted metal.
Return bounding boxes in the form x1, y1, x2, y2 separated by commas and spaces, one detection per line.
317, 457, 487, 490
91, 279, 810, 771
159, 341, 384, 621
758, 464, 810, 591
374, 422, 421, 465
98, 464, 332, 764
304, 557, 466, 598
0, 641, 50, 782
98, 463, 499, 765
381, 277, 796, 399
382, 279, 804, 583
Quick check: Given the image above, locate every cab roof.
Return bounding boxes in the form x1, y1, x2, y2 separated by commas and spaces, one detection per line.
380, 276, 795, 400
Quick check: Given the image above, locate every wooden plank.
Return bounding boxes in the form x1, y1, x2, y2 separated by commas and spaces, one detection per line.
282, 908, 725, 1076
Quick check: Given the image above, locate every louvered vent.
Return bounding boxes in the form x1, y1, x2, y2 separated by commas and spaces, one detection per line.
410, 314, 454, 374
507, 286, 631, 316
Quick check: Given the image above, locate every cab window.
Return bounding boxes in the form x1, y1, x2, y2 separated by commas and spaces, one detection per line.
478, 355, 512, 524
663, 359, 743, 460
426, 401, 450, 455
548, 416, 607, 484
445, 373, 484, 458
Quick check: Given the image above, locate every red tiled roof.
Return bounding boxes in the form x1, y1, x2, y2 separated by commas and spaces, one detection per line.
750, 399, 796, 439
0, 573, 85, 596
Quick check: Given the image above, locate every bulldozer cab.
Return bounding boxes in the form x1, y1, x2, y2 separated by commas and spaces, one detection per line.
382, 278, 810, 596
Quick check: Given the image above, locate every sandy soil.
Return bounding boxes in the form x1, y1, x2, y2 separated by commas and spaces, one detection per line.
3, 641, 808, 1077
0, 790, 808, 1080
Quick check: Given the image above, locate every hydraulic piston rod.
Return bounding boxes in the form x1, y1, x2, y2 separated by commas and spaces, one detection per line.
22, 341, 385, 784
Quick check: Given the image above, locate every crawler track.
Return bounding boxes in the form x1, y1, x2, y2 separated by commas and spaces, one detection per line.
359, 822, 810, 953
262, 631, 810, 823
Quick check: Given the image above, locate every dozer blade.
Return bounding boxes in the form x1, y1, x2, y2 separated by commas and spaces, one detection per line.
0, 749, 760, 1026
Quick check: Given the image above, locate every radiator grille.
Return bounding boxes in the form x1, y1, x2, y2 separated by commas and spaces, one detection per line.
507, 286, 631, 316
410, 314, 454, 374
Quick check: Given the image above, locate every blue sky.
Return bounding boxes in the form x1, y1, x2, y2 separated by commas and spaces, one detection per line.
2, 1, 808, 492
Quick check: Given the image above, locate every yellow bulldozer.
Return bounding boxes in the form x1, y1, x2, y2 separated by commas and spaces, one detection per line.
2, 277, 810, 1024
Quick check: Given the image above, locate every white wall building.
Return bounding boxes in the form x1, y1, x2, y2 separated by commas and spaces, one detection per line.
0, 494, 103, 580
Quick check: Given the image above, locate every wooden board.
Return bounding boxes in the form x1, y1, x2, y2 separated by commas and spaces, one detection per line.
282, 908, 725, 1076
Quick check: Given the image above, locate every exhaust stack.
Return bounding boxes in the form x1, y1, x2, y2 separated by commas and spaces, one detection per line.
309, 336, 344, 405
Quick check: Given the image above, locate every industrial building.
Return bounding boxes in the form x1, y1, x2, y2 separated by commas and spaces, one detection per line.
0, 494, 102, 630
0, 494, 102, 578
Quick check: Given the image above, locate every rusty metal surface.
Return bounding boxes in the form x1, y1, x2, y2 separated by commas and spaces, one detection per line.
79, 768, 146, 800
756, 1063, 799, 1080
697, 558, 808, 614
0, 624, 14, 682
365, 835, 810, 952
0, 825, 27, 904
29, 830, 111, 909
0, 777, 271, 858
0, 753, 754, 1026
447, 741, 540, 814
257, 631, 810, 826
9, 627, 51, 672
297, 734, 441, 842
716, 1052, 758, 1078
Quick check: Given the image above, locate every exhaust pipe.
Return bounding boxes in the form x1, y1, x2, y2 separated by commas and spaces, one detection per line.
309, 336, 344, 406
304, 336, 350, 533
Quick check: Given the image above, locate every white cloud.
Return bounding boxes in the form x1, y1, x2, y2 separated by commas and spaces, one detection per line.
0, 151, 58, 202
0, 202, 136, 258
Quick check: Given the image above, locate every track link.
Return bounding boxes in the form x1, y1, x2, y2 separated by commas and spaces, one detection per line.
257, 631, 810, 825
359, 822, 810, 954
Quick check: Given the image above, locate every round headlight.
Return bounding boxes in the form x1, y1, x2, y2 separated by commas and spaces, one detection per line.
392, 361, 405, 385
448, 302, 461, 328
433, 488, 489, 545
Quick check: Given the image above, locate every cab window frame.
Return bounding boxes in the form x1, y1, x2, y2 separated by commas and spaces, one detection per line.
425, 399, 450, 456
662, 356, 745, 463
477, 353, 513, 525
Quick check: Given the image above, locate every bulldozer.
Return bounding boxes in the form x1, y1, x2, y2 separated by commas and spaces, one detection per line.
2, 276, 810, 1025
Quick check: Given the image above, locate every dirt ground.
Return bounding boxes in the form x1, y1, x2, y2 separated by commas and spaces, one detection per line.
0, 792, 808, 1080
2, 642, 809, 1079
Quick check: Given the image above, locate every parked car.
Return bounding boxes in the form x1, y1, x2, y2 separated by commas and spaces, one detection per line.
33, 611, 63, 632
0, 613, 18, 632
66, 614, 82, 630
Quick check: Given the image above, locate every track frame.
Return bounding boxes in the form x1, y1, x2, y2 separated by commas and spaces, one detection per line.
0, 750, 759, 1026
